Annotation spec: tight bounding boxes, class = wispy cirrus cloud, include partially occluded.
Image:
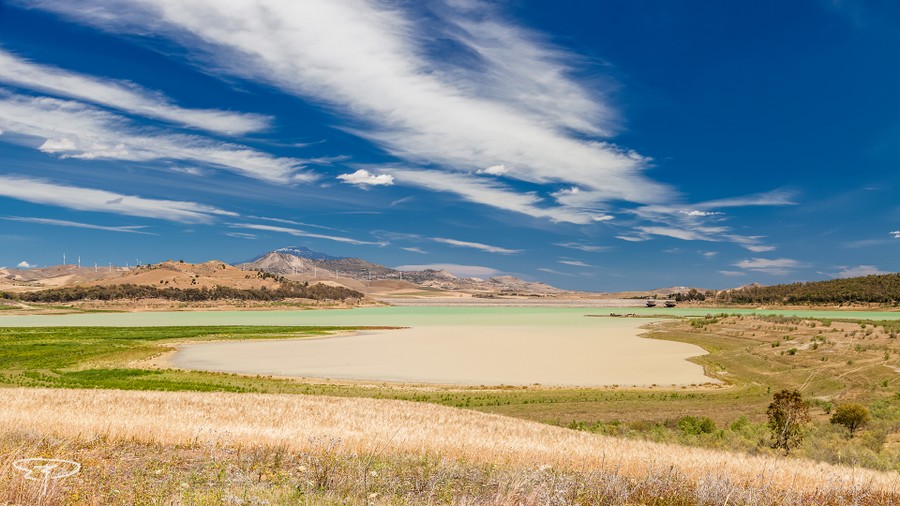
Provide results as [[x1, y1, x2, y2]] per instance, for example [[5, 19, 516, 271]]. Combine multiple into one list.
[[385, 169, 607, 224], [537, 267, 575, 277], [21, 0, 671, 217], [555, 242, 610, 252], [558, 259, 591, 267], [394, 263, 499, 278], [432, 237, 520, 254], [733, 258, 806, 276], [2, 216, 155, 234], [622, 190, 794, 251], [0, 175, 234, 223], [828, 265, 886, 278], [0, 92, 314, 183], [229, 223, 385, 246], [0, 49, 270, 135]]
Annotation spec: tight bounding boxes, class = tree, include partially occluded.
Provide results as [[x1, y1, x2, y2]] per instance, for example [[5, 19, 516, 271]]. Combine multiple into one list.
[[830, 403, 871, 437], [767, 389, 810, 453]]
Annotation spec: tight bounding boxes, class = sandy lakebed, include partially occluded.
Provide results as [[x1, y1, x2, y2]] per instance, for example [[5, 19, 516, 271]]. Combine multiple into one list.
[[165, 317, 713, 386]]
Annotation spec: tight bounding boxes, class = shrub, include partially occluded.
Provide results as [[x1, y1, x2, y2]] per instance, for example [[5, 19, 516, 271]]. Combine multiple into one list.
[[677, 416, 716, 435], [830, 404, 871, 437]]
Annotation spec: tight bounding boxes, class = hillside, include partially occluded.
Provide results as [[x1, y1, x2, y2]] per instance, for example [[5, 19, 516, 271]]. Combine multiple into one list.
[[719, 273, 900, 305], [1, 260, 364, 304], [1, 388, 897, 504]]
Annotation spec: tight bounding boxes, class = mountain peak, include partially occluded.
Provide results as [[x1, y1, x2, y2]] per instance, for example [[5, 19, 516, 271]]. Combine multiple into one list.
[[274, 246, 342, 261]]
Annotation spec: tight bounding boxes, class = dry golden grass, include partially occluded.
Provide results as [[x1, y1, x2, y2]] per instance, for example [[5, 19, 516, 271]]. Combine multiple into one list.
[[0, 387, 897, 504]]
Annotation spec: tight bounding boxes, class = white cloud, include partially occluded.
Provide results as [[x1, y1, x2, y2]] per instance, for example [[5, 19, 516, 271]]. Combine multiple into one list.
[[733, 258, 806, 276], [386, 169, 606, 224], [555, 242, 610, 252], [537, 267, 574, 277], [17, 261, 33, 269], [395, 263, 499, 277], [682, 210, 723, 217], [337, 169, 394, 186], [695, 190, 796, 210], [891, 230, 900, 239], [718, 270, 746, 277], [0, 92, 313, 183], [701, 251, 718, 258], [225, 232, 258, 240], [0, 49, 269, 135], [636, 225, 728, 242], [831, 265, 886, 278], [616, 235, 651, 242], [230, 223, 385, 246], [558, 259, 591, 267], [2, 216, 155, 234], [400, 247, 427, 254], [25, 0, 673, 213], [0, 175, 234, 223], [476, 164, 509, 176], [743, 244, 777, 252], [432, 237, 520, 254]]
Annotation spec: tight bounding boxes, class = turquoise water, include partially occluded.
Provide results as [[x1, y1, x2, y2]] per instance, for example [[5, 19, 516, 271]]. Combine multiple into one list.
[[0, 306, 898, 327]]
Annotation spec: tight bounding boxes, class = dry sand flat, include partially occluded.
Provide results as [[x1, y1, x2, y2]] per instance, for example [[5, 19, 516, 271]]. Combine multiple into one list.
[[169, 319, 714, 386], [0, 388, 896, 499]]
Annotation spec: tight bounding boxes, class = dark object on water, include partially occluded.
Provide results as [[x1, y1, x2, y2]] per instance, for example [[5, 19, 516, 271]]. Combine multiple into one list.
[[665, 301, 676, 307]]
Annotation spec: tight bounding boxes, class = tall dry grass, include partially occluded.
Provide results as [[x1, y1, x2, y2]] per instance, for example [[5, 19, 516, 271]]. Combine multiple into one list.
[[0, 387, 897, 504]]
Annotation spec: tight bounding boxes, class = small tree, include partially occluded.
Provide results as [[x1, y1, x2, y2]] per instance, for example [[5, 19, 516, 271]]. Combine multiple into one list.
[[767, 389, 810, 453], [830, 403, 871, 437]]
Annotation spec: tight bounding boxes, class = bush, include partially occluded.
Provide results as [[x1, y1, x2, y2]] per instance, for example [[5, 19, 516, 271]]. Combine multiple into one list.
[[830, 404, 871, 437], [677, 416, 716, 435]]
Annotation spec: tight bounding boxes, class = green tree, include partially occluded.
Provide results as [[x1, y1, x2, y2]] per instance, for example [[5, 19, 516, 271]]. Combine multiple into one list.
[[830, 403, 871, 437], [767, 389, 810, 453]]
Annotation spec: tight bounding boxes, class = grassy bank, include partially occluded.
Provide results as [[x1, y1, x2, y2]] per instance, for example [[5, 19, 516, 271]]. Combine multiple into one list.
[[2, 389, 898, 506]]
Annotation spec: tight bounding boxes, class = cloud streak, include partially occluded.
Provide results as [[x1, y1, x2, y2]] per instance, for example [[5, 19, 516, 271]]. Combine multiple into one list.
[[0, 92, 313, 183], [432, 237, 520, 254], [229, 223, 385, 246], [0, 175, 234, 223], [0, 49, 269, 135], [2, 216, 155, 234], [733, 258, 806, 276]]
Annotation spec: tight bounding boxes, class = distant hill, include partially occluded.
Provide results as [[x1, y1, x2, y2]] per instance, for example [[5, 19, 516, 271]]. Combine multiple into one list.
[[2, 259, 363, 303], [719, 273, 900, 305], [239, 247, 567, 296]]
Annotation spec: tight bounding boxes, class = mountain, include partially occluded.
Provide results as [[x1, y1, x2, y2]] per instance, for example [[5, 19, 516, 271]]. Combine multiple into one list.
[[244, 246, 341, 263], [239, 247, 569, 296]]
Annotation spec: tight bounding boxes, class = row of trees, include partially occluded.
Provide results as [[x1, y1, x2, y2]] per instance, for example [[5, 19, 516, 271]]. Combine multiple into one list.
[[1, 282, 363, 303], [721, 273, 900, 305]]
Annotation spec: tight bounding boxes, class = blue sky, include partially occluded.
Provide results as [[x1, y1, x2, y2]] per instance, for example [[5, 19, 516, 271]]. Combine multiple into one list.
[[0, 0, 898, 291]]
